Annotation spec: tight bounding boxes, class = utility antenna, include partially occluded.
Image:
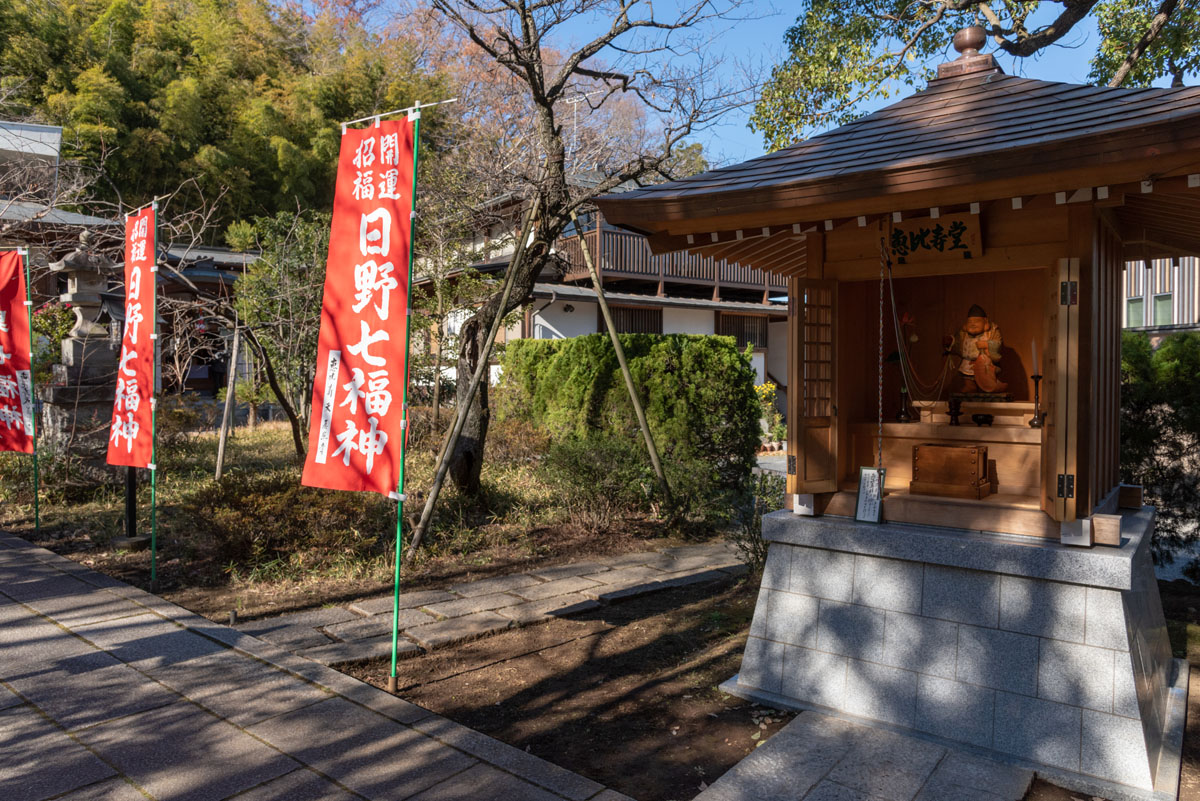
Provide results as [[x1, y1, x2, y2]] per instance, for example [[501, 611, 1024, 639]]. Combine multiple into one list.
[[564, 90, 603, 167]]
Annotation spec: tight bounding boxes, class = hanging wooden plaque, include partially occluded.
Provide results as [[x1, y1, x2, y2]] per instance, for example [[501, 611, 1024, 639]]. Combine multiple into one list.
[[888, 213, 982, 264]]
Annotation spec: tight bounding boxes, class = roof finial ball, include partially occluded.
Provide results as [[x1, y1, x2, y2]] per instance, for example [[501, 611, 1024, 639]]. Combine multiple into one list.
[[938, 25, 1001, 78], [952, 26, 987, 59]]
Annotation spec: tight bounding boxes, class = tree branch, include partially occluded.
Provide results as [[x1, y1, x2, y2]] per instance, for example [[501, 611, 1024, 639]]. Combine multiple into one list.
[[1107, 0, 1182, 86]]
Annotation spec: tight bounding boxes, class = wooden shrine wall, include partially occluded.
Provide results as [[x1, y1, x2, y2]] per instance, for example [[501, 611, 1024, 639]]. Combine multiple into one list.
[[1074, 207, 1125, 517], [786, 199, 1126, 525]]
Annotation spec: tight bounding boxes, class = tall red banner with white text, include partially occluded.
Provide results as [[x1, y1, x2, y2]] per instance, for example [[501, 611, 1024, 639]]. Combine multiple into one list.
[[302, 120, 414, 497], [107, 206, 156, 467], [0, 251, 34, 453]]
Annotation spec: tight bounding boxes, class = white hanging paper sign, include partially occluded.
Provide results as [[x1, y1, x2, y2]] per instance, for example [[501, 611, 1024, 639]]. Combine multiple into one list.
[[856, 467, 886, 523]]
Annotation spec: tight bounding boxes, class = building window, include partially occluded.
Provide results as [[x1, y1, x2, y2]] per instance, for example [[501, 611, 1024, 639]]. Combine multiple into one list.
[[1126, 298, 1144, 328], [719, 313, 768, 349], [609, 306, 662, 334], [1153, 293, 1173, 327]]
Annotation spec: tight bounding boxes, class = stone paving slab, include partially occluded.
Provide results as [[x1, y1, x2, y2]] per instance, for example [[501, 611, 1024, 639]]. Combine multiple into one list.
[[75, 613, 230, 669], [6, 654, 180, 730], [349, 589, 457, 616], [529, 561, 614, 581], [299, 634, 422, 666], [693, 710, 1034, 801], [149, 650, 333, 726], [63, 777, 157, 801], [322, 608, 434, 640], [407, 762, 564, 801], [450, 573, 544, 597], [408, 610, 514, 649], [424, 591, 524, 619], [247, 697, 476, 800], [76, 701, 299, 801], [0, 704, 116, 801], [414, 714, 606, 801], [219, 767, 362, 801], [513, 575, 604, 601], [585, 580, 671, 604], [500, 593, 602, 626]]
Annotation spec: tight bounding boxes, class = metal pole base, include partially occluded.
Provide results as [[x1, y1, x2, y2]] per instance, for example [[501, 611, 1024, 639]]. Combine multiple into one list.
[[387, 676, 398, 694], [149, 579, 160, 594]]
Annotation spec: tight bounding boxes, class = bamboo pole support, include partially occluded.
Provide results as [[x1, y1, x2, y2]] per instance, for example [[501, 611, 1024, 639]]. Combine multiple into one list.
[[568, 209, 672, 508], [402, 199, 539, 563], [214, 324, 240, 480]]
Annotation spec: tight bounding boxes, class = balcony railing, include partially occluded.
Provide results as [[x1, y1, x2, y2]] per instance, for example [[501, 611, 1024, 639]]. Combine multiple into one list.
[[558, 228, 788, 291]]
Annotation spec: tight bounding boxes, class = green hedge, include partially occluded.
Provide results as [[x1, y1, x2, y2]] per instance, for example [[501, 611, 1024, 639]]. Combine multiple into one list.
[[498, 333, 761, 512]]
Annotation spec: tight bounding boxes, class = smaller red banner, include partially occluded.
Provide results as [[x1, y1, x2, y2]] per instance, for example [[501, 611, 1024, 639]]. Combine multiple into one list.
[[107, 206, 157, 468], [0, 250, 34, 454]]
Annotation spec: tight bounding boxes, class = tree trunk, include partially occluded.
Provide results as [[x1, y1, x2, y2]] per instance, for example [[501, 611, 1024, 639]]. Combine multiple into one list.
[[244, 330, 306, 459], [448, 317, 489, 494], [1108, 0, 1180, 87]]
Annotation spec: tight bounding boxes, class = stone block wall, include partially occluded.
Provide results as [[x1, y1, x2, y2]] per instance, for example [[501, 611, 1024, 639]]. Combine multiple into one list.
[[738, 539, 1174, 790]]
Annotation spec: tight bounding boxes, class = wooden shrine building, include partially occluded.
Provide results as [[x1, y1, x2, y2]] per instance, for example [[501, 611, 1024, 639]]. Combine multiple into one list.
[[596, 28, 1198, 799]]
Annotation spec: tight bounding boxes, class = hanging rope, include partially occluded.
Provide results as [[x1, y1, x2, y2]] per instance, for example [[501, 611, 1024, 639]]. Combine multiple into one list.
[[877, 238, 953, 409]]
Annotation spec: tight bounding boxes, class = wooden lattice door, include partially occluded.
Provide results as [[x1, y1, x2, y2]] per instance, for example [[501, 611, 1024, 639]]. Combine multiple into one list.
[[788, 278, 838, 494]]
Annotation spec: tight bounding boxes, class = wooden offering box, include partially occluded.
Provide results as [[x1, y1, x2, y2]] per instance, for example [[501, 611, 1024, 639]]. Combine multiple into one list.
[[910, 443, 990, 499]]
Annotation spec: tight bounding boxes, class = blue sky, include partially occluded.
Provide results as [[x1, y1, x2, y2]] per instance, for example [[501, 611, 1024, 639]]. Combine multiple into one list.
[[691, 5, 1106, 165]]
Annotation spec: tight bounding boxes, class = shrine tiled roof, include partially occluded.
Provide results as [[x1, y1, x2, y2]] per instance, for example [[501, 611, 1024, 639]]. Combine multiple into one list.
[[596, 71, 1200, 239]]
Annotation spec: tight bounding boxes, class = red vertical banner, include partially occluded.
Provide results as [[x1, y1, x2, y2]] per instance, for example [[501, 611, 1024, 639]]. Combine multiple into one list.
[[302, 120, 414, 497], [0, 250, 34, 454], [107, 206, 157, 467]]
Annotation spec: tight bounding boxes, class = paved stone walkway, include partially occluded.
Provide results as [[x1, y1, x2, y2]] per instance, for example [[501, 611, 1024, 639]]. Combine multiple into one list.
[[0, 532, 635, 801], [695, 710, 1034, 801], [236, 542, 748, 666]]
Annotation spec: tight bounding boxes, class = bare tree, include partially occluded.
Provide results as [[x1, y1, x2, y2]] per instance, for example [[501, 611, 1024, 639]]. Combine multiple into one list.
[[412, 0, 753, 496], [158, 298, 222, 396]]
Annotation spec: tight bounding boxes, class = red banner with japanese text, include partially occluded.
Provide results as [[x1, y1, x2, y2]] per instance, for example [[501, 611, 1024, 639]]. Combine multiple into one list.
[[302, 119, 414, 496], [0, 250, 34, 453], [107, 206, 156, 467]]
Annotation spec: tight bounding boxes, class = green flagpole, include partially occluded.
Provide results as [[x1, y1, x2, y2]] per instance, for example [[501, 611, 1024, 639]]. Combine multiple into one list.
[[21, 249, 39, 536], [388, 106, 422, 695], [149, 201, 159, 593]]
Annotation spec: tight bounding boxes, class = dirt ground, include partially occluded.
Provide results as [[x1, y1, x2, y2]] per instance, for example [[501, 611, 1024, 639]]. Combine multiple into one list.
[[348, 579, 795, 801]]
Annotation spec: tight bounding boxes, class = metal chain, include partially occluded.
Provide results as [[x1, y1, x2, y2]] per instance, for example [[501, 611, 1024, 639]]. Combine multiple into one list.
[[878, 237, 885, 470]]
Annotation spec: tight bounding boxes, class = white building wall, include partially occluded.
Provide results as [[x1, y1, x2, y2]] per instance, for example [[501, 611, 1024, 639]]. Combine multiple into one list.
[[767, 321, 787, 386], [749, 352, 766, 385], [531, 300, 597, 339], [662, 307, 714, 335]]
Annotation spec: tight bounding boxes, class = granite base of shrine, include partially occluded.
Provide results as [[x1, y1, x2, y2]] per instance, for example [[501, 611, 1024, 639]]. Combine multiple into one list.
[[724, 507, 1188, 800]]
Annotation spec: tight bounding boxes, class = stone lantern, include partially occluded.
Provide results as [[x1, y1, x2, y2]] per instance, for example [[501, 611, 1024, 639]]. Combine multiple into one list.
[[39, 231, 120, 472]]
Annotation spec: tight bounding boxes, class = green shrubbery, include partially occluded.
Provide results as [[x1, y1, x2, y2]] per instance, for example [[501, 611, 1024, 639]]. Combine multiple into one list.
[[498, 333, 761, 527], [1121, 331, 1200, 569]]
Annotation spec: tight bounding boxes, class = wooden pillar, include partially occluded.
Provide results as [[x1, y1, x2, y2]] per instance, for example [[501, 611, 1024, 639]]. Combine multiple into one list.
[[1067, 205, 1094, 519]]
